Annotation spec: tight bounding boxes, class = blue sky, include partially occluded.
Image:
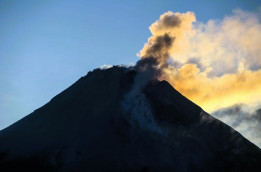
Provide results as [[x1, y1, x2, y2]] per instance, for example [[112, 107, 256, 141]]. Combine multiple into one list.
[[0, 0, 260, 130]]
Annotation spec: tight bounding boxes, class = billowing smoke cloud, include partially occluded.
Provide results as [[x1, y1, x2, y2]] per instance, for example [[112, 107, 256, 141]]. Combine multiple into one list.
[[123, 9, 261, 141], [128, 9, 261, 147], [212, 105, 261, 148], [122, 12, 195, 133], [137, 11, 195, 76], [135, 9, 261, 113], [131, 11, 196, 96]]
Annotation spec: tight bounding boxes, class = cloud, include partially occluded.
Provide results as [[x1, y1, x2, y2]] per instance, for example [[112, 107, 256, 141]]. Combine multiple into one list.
[[164, 65, 261, 112], [99, 64, 113, 70], [139, 11, 195, 65], [123, 9, 261, 145], [133, 11, 196, 90], [183, 9, 261, 76], [122, 12, 196, 129], [212, 104, 261, 148], [137, 9, 261, 112]]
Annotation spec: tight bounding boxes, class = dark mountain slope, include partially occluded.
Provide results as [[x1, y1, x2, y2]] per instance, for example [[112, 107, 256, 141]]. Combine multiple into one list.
[[0, 66, 261, 171]]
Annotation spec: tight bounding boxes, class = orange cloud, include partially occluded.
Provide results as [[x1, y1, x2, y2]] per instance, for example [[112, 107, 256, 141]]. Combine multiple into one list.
[[139, 9, 261, 113], [163, 65, 261, 112]]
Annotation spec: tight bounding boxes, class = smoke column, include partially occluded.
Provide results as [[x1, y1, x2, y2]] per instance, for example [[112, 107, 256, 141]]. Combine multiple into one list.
[[135, 9, 261, 113], [126, 9, 261, 147]]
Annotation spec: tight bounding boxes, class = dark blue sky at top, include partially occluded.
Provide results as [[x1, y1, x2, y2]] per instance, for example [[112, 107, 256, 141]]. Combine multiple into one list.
[[0, 0, 260, 130]]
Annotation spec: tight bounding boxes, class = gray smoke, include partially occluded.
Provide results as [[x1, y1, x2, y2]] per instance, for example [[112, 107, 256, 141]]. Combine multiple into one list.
[[122, 12, 193, 134], [135, 33, 174, 78], [160, 13, 181, 28], [212, 104, 261, 148]]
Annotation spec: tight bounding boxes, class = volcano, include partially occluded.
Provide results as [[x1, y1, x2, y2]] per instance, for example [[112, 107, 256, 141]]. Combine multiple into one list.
[[0, 66, 261, 171]]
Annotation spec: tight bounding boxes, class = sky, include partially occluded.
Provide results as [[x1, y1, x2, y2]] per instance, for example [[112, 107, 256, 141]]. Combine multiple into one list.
[[0, 0, 261, 138]]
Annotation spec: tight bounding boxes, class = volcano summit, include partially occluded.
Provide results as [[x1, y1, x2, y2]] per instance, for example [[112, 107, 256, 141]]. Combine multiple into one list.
[[0, 66, 261, 171]]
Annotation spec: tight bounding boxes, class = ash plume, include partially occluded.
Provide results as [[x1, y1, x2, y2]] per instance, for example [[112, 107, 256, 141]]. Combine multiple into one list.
[[123, 9, 261, 144], [122, 12, 195, 131], [133, 9, 261, 113], [135, 33, 174, 78], [134, 11, 195, 81]]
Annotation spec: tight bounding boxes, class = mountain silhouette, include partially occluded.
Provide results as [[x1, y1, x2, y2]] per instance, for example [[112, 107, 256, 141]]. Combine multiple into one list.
[[0, 66, 261, 171]]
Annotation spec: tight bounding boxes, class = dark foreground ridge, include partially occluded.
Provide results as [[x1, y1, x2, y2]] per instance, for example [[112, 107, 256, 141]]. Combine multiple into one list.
[[0, 66, 261, 171]]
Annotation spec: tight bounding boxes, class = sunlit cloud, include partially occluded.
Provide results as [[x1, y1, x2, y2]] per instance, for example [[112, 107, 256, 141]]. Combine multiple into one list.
[[139, 9, 261, 113]]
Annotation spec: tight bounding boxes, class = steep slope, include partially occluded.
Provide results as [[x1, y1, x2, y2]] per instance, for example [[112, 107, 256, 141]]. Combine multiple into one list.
[[0, 66, 261, 171]]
